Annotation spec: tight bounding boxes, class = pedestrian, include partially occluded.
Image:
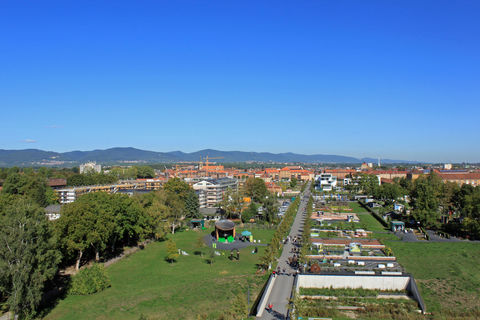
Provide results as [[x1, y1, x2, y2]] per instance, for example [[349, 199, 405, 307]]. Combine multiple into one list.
[[272, 270, 276, 278]]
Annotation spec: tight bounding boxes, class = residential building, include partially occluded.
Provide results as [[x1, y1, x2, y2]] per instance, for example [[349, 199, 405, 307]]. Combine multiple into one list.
[[436, 171, 480, 186], [193, 178, 238, 208], [80, 162, 102, 174], [316, 173, 337, 191], [56, 178, 165, 204]]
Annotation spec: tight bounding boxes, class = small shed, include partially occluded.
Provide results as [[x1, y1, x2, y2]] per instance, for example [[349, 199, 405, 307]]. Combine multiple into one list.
[[390, 221, 405, 232], [190, 219, 205, 229], [215, 219, 236, 241]]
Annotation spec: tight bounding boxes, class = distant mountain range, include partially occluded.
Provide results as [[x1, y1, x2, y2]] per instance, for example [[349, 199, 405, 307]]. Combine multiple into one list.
[[0, 148, 418, 166]]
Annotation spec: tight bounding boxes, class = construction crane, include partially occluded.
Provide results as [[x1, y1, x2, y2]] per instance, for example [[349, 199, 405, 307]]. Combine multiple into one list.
[[200, 156, 224, 169]]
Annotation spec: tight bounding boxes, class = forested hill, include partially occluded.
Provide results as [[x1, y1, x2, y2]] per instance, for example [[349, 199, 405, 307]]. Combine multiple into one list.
[[0, 148, 415, 166]]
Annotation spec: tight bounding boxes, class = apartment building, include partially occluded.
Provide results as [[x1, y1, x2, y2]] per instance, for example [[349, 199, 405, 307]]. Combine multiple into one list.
[[316, 173, 337, 191], [79, 162, 102, 174], [193, 178, 238, 208], [56, 179, 165, 204]]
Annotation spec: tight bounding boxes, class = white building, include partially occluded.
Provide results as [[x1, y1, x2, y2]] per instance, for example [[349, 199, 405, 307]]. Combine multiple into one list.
[[316, 173, 337, 192], [80, 162, 102, 174], [57, 188, 77, 203], [193, 178, 238, 208]]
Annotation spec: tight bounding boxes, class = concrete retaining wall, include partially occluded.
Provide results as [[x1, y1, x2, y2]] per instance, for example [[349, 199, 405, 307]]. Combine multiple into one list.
[[256, 274, 276, 317], [297, 274, 410, 291], [295, 273, 426, 313]]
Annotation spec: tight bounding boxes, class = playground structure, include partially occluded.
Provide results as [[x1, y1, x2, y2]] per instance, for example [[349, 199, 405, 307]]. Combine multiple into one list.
[[215, 219, 236, 242]]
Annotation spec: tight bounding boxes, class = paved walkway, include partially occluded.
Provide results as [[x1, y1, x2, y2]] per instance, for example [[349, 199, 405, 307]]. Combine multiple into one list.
[[258, 182, 311, 320], [203, 233, 267, 250]]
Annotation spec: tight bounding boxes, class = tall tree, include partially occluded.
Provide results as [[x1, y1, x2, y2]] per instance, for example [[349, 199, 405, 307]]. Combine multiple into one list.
[[55, 193, 115, 269], [242, 202, 257, 223], [219, 188, 244, 219], [135, 191, 171, 240], [261, 195, 278, 223], [136, 166, 155, 179], [164, 177, 199, 218], [2, 172, 50, 207], [109, 194, 145, 251], [410, 173, 443, 228], [244, 178, 268, 202], [0, 198, 61, 319]]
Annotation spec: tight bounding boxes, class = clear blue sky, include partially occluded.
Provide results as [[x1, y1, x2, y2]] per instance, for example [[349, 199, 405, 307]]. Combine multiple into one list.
[[1, 1, 479, 162]]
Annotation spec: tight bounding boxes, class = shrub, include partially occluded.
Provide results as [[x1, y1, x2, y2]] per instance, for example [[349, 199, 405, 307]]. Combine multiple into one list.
[[165, 238, 179, 263], [70, 264, 111, 295]]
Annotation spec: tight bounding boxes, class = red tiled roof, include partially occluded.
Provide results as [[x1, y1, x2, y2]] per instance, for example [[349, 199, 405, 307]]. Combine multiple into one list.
[[48, 178, 67, 187], [437, 173, 480, 180]]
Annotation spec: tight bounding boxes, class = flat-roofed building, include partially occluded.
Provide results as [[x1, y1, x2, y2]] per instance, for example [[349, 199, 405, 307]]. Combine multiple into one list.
[[193, 178, 238, 208]]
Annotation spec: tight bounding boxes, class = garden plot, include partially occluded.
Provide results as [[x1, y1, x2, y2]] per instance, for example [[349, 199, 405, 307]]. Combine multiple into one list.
[[293, 274, 425, 319]]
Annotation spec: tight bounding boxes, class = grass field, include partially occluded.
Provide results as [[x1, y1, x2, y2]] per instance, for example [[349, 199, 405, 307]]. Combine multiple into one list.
[[357, 212, 386, 232], [348, 202, 369, 213], [386, 241, 480, 319], [44, 228, 273, 320]]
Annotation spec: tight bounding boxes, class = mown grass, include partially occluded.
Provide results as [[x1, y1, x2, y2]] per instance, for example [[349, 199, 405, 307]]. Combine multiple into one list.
[[387, 241, 480, 319], [44, 228, 273, 320], [348, 202, 369, 213], [357, 212, 387, 232]]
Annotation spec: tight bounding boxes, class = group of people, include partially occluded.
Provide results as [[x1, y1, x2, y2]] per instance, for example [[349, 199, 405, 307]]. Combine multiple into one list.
[[267, 194, 309, 314], [285, 235, 300, 244]]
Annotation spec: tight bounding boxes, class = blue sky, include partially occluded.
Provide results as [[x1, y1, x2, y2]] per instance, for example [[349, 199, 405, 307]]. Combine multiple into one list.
[[1, 1, 479, 162]]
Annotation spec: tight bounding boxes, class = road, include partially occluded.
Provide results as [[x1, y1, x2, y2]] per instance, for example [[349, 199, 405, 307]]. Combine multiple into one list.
[[258, 182, 311, 320]]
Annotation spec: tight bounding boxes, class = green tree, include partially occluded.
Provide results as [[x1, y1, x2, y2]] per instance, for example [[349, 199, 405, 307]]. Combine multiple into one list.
[[109, 194, 146, 251], [165, 238, 179, 263], [136, 166, 155, 179], [375, 182, 405, 205], [261, 195, 278, 223], [55, 193, 115, 269], [164, 177, 199, 219], [219, 188, 244, 219], [410, 173, 443, 228], [290, 177, 298, 188], [70, 263, 111, 295], [0, 198, 61, 319], [242, 202, 257, 223], [184, 190, 200, 218], [244, 178, 268, 202], [357, 173, 379, 196], [2, 172, 50, 207], [135, 191, 171, 240]]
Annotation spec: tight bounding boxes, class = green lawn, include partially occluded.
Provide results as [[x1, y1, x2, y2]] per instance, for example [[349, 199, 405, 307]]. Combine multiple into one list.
[[386, 241, 480, 319], [44, 228, 273, 320], [357, 212, 387, 232], [348, 202, 369, 213]]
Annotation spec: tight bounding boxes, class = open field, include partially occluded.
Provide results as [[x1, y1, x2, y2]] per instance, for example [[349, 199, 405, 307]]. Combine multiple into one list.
[[387, 241, 480, 319], [44, 228, 274, 320], [348, 202, 369, 213], [357, 212, 387, 232]]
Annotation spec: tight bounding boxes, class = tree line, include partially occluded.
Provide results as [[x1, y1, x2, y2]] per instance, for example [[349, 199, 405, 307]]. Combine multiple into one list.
[[0, 177, 199, 318], [259, 197, 301, 269]]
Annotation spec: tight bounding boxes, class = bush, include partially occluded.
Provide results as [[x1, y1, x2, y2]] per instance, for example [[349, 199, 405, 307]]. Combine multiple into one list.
[[70, 264, 111, 295]]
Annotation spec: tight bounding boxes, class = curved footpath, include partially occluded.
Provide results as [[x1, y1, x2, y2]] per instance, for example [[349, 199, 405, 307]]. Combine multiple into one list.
[[258, 182, 311, 320]]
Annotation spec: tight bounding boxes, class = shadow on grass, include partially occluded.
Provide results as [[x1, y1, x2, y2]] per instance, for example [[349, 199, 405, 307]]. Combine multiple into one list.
[[37, 273, 72, 318]]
